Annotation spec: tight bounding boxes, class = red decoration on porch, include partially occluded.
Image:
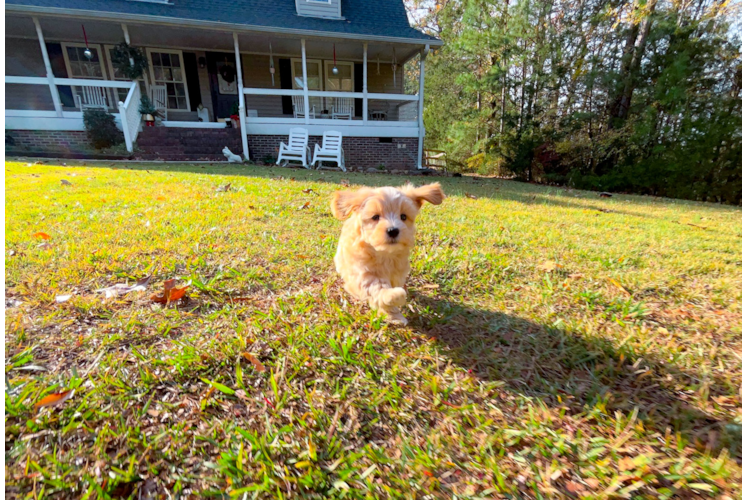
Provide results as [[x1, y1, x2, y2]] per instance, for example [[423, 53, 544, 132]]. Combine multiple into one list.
[[81, 25, 93, 60]]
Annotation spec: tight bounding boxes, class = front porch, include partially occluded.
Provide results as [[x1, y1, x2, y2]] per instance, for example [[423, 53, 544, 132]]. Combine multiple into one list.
[[5, 14, 430, 167]]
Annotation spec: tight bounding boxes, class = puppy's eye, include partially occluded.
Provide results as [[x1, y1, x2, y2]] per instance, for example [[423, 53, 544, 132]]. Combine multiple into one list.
[[400, 214, 407, 221], [372, 215, 380, 221]]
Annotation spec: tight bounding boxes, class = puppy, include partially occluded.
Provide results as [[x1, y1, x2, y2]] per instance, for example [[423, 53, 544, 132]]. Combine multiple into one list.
[[331, 182, 445, 325], [223, 146, 243, 163]]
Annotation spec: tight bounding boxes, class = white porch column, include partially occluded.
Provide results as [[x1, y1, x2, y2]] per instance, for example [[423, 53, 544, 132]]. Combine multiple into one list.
[[301, 39, 310, 125], [363, 43, 368, 124], [33, 17, 63, 117], [234, 32, 250, 161], [417, 44, 429, 169], [121, 23, 131, 44]]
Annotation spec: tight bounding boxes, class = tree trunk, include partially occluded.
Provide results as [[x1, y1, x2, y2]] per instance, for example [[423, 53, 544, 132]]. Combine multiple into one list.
[[617, 0, 657, 121]]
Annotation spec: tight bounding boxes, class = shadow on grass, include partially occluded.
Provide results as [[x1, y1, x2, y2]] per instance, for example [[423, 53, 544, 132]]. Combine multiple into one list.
[[27, 159, 738, 216], [408, 292, 741, 458]]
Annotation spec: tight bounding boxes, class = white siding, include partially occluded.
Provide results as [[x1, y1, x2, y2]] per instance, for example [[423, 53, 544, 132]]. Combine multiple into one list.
[[242, 54, 286, 118]]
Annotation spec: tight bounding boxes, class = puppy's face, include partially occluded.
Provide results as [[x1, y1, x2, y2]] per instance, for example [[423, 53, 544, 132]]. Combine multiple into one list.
[[332, 183, 445, 253]]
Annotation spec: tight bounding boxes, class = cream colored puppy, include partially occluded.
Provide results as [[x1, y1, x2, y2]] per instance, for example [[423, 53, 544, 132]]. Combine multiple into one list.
[[331, 182, 445, 325]]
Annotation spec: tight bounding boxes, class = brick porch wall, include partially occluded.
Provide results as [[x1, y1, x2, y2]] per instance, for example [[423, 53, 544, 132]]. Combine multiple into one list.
[[7, 130, 91, 153], [248, 135, 419, 170], [135, 127, 243, 161]]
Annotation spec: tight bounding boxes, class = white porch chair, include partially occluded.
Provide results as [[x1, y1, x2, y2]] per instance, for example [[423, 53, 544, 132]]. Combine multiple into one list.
[[292, 95, 316, 119], [312, 131, 346, 172], [150, 85, 168, 121], [276, 127, 311, 168], [331, 98, 353, 120], [75, 85, 110, 110]]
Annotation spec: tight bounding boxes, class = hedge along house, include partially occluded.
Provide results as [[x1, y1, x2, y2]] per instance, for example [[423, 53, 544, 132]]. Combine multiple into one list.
[[5, 0, 441, 168]]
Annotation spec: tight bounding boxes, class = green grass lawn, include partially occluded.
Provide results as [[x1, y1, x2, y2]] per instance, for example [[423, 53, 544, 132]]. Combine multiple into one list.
[[5, 160, 742, 499]]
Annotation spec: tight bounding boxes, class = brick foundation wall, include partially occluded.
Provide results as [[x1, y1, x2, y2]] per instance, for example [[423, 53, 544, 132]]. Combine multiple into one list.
[[7, 130, 91, 153], [248, 135, 419, 171], [136, 127, 244, 161]]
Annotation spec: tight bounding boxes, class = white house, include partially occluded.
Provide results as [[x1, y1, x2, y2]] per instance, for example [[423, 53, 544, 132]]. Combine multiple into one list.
[[5, 0, 441, 168]]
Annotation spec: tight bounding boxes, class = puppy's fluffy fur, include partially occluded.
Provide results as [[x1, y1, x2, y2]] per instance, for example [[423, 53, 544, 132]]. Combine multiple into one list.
[[331, 182, 445, 325]]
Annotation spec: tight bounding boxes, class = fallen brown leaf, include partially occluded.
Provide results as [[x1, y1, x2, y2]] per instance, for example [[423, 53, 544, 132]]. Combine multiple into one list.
[[35, 389, 75, 409], [32, 232, 51, 240], [564, 481, 587, 496], [465, 193, 478, 199], [60, 179, 72, 186], [150, 279, 189, 304], [299, 201, 311, 210], [608, 277, 631, 296], [242, 353, 266, 372], [540, 260, 562, 272]]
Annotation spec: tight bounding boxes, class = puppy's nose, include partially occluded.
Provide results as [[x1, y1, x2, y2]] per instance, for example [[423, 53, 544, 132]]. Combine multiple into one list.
[[387, 227, 400, 238]]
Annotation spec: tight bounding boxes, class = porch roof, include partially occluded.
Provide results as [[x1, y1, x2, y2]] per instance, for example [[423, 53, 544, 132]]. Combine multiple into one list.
[[6, 0, 441, 45]]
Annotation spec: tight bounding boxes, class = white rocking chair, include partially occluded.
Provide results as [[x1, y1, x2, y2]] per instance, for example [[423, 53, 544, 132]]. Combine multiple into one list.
[[312, 130, 346, 172], [331, 98, 353, 120], [150, 85, 168, 121], [292, 95, 315, 119], [276, 127, 311, 168], [75, 85, 110, 110]]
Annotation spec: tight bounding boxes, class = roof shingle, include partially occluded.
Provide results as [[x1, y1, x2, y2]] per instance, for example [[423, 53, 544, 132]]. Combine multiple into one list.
[[7, 0, 439, 43]]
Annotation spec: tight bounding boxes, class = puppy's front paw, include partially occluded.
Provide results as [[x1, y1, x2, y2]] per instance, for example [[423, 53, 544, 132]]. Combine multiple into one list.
[[386, 310, 408, 326], [382, 287, 407, 307]]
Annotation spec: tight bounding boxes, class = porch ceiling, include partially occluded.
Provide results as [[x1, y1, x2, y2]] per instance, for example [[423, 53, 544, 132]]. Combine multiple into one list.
[[6, 15, 425, 63]]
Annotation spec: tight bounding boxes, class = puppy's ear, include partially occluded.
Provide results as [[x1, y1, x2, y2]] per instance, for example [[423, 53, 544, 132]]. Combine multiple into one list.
[[401, 182, 446, 208], [331, 188, 373, 220]]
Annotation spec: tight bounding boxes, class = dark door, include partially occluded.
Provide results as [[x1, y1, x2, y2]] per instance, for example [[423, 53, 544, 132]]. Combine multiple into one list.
[[206, 52, 240, 119], [183, 52, 202, 111]]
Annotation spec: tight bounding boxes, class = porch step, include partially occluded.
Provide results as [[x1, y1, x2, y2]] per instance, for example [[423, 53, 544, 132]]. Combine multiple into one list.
[[135, 126, 244, 160]]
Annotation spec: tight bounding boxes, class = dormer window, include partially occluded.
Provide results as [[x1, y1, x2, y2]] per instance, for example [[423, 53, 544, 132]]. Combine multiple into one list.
[[295, 0, 342, 19]]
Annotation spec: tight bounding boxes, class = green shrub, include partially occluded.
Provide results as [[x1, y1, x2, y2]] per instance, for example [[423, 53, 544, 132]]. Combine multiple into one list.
[[138, 95, 159, 117], [83, 109, 122, 150]]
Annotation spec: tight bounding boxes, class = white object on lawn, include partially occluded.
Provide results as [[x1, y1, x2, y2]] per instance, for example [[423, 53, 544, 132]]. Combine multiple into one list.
[[312, 130, 346, 172], [276, 127, 311, 168], [223, 147, 243, 163]]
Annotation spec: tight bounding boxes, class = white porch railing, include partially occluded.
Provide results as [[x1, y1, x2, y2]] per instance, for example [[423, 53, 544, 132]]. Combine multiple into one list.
[[241, 88, 420, 137], [118, 82, 141, 153], [6, 76, 141, 152]]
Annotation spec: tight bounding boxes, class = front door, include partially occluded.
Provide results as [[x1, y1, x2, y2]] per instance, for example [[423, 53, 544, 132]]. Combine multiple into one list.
[[206, 52, 240, 120]]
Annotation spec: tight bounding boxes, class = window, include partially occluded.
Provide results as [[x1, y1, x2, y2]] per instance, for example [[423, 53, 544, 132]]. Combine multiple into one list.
[[324, 61, 354, 91], [291, 58, 323, 90], [105, 45, 147, 104], [147, 49, 190, 110], [62, 43, 106, 79]]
